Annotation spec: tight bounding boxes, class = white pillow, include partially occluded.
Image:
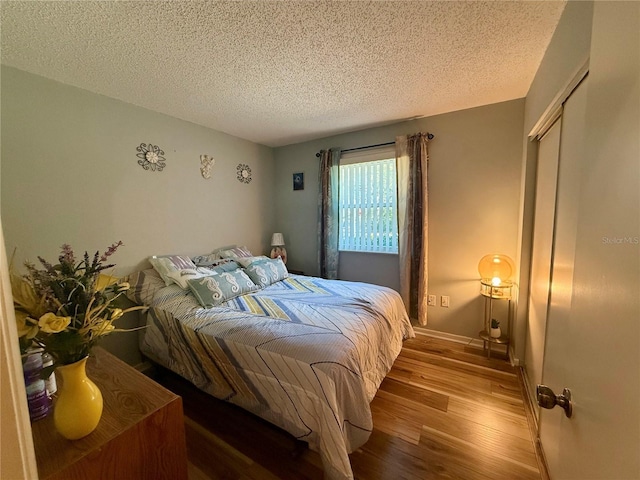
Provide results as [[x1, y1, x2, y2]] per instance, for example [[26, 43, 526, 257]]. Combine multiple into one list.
[[149, 255, 198, 286], [165, 268, 210, 290]]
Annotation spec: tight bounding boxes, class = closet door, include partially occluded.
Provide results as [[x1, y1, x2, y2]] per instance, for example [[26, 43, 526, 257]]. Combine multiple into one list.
[[537, 75, 588, 477], [525, 5, 638, 477], [524, 118, 561, 406]]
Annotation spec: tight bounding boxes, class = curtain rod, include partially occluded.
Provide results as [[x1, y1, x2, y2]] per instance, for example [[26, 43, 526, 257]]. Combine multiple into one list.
[[315, 132, 434, 157]]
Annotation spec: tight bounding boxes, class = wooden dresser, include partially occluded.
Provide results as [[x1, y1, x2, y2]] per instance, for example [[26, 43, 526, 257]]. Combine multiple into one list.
[[31, 347, 188, 480]]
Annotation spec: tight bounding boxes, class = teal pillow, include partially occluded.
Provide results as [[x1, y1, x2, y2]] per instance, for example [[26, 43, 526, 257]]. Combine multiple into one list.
[[243, 258, 288, 288], [187, 269, 259, 308], [210, 260, 240, 273], [236, 255, 269, 268]]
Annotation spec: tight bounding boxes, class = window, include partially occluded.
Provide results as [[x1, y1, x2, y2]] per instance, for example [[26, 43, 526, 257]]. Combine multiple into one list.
[[338, 147, 398, 253]]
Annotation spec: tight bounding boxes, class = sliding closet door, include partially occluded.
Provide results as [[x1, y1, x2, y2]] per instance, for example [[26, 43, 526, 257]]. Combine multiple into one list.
[[537, 76, 588, 476], [524, 119, 561, 405]]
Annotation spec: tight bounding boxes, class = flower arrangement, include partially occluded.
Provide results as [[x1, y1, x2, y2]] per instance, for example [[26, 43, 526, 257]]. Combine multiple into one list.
[[12, 242, 144, 366]]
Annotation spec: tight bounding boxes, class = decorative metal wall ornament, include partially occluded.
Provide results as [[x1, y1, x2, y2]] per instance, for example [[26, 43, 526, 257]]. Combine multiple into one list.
[[236, 164, 252, 184], [136, 143, 166, 171], [200, 155, 215, 179]]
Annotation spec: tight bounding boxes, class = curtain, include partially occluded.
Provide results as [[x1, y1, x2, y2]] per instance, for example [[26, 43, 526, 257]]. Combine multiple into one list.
[[318, 148, 341, 279], [396, 134, 430, 325]]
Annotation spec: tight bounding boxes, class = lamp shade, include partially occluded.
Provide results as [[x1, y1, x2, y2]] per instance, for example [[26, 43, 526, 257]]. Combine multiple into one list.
[[478, 254, 515, 286], [271, 233, 285, 246]]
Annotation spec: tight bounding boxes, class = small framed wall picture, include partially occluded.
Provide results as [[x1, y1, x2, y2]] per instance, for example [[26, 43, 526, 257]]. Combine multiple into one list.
[[293, 172, 304, 191]]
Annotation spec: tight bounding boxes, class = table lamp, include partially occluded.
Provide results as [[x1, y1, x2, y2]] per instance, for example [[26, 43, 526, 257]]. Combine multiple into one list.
[[270, 233, 287, 264], [478, 254, 514, 297]]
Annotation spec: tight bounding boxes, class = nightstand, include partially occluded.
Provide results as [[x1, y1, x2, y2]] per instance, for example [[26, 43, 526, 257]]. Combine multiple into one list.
[[31, 347, 188, 480], [479, 280, 512, 360], [288, 269, 304, 275]]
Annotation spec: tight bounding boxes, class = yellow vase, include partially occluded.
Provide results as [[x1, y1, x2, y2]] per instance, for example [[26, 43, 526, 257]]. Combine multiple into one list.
[[53, 356, 103, 440]]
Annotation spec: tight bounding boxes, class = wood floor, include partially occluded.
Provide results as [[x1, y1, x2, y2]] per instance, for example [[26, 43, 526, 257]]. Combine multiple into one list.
[[152, 329, 542, 480]]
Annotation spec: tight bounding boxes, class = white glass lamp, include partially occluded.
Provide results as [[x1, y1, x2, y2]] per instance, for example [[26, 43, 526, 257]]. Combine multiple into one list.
[[270, 233, 287, 264]]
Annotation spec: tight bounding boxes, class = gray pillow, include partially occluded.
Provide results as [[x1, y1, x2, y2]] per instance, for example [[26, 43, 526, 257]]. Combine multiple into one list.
[[123, 268, 166, 306]]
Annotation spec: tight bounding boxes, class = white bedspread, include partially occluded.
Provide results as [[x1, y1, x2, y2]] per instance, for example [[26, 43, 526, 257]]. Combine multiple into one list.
[[139, 275, 414, 479]]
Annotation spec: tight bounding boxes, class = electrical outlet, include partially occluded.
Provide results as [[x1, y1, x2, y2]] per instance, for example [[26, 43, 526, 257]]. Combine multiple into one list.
[[441, 295, 450, 308], [428, 295, 436, 306]]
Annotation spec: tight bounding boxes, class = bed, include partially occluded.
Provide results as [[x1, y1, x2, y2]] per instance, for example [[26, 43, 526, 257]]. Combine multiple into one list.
[[126, 251, 414, 480]]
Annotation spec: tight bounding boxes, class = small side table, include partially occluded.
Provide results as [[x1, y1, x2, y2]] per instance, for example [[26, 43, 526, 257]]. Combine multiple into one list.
[[31, 347, 188, 480], [479, 280, 512, 359]]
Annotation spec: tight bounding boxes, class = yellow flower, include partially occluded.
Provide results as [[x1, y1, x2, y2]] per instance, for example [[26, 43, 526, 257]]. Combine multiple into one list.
[[93, 320, 115, 336], [110, 308, 124, 321], [10, 272, 47, 318], [38, 312, 71, 334], [115, 282, 130, 293], [15, 311, 38, 339], [96, 273, 118, 291]]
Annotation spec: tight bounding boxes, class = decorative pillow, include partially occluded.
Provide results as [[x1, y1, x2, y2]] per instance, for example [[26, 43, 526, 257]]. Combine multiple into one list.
[[149, 255, 198, 286], [189, 265, 238, 277], [211, 244, 237, 254], [243, 257, 289, 288], [191, 252, 222, 266], [187, 269, 259, 308], [217, 246, 253, 259], [235, 255, 269, 268], [192, 255, 238, 273], [123, 268, 167, 306], [165, 268, 210, 290], [208, 260, 240, 274]]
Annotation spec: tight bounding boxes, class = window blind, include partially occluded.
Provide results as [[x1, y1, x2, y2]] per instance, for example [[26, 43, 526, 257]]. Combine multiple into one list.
[[338, 157, 398, 253]]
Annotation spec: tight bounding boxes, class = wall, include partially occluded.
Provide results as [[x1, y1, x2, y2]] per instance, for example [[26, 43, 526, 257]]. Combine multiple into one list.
[[1, 66, 275, 364], [513, 0, 594, 362], [523, 1, 594, 132], [274, 99, 525, 339]]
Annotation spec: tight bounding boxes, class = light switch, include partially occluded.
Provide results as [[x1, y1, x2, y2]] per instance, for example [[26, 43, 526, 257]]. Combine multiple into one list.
[[441, 295, 450, 308], [428, 295, 436, 306]]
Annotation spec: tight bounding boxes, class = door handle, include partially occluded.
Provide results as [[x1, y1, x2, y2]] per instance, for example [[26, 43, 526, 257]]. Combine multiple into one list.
[[536, 385, 573, 418]]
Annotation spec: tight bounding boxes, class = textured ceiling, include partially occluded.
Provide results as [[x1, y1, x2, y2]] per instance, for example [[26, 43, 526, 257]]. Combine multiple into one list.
[[1, 1, 566, 147]]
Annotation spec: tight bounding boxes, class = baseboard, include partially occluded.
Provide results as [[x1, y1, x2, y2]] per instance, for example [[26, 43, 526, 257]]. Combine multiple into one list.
[[520, 366, 539, 425], [509, 345, 521, 366], [414, 326, 481, 347], [518, 366, 551, 480], [414, 326, 525, 366], [415, 326, 507, 351]]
